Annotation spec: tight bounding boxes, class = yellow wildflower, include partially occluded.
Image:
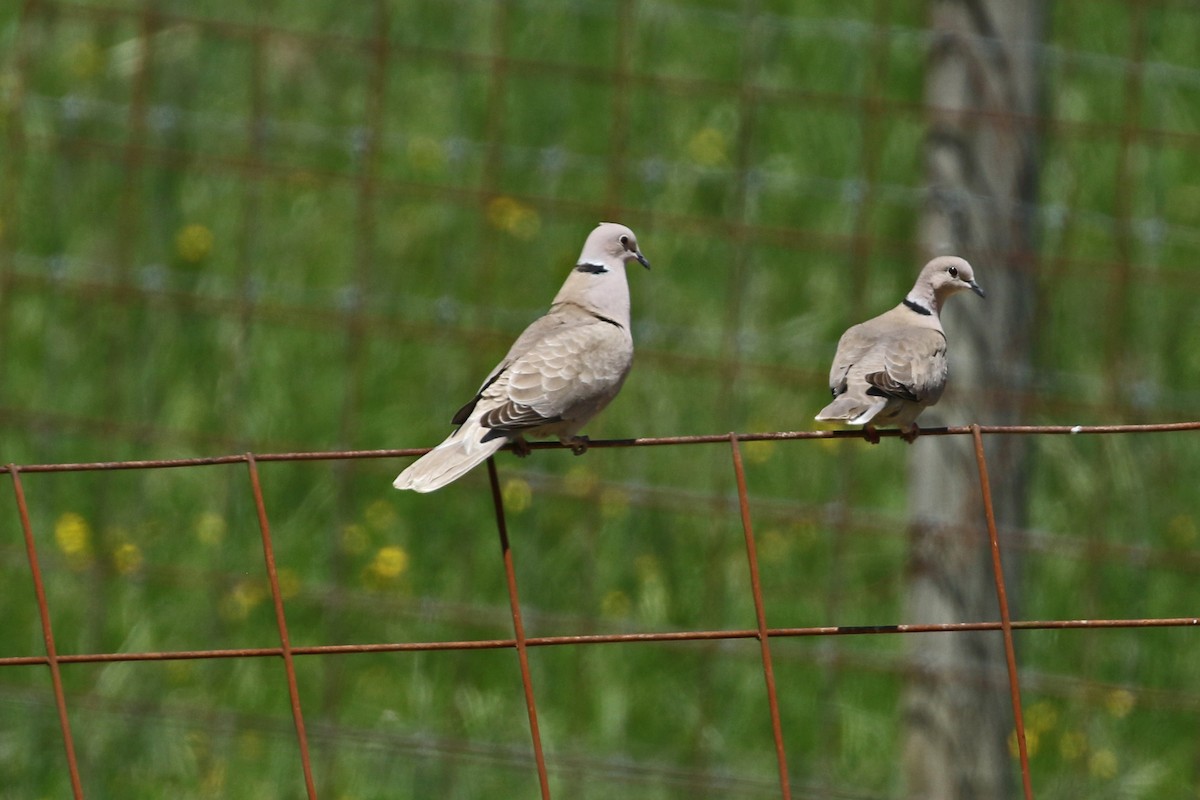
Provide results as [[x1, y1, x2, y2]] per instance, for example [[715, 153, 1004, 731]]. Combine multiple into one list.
[[220, 579, 266, 621], [634, 554, 660, 582], [742, 439, 775, 465], [1104, 688, 1135, 718], [1008, 727, 1038, 758], [564, 465, 599, 498], [195, 512, 227, 546], [1088, 748, 1117, 780], [1025, 700, 1059, 733], [599, 486, 630, 520], [486, 196, 540, 239], [54, 512, 94, 569], [757, 529, 789, 564], [686, 127, 729, 167], [815, 425, 845, 452], [65, 39, 104, 80], [175, 223, 214, 263], [407, 135, 444, 172], [364, 499, 398, 531], [368, 545, 409, 581], [112, 542, 143, 575], [340, 523, 368, 554], [1059, 730, 1087, 761], [55, 512, 91, 554], [502, 477, 532, 513], [201, 762, 227, 794], [600, 589, 631, 619]]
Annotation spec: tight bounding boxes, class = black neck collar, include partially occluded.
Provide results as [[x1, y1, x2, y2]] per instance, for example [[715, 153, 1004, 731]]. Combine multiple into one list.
[[903, 298, 932, 316]]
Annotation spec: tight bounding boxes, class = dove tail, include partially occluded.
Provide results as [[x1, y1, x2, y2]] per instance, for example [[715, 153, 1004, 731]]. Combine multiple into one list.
[[393, 421, 508, 493], [815, 396, 886, 426]]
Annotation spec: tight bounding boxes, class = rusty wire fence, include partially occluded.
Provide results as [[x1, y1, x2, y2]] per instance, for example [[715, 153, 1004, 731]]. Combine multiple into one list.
[[4, 422, 1200, 799], [4, 0, 1200, 797]]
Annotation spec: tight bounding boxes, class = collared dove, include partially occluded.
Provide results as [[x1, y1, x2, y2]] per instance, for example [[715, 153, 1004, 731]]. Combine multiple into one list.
[[815, 256, 984, 443], [393, 222, 650, 492]]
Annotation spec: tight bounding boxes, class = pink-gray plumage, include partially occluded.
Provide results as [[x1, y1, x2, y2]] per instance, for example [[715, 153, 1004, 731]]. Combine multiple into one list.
[[816, 256, 984, 443], [394, 223, 650, 492]]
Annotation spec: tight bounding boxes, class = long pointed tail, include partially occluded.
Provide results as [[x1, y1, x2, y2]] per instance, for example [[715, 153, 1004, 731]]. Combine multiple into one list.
[[815, 395, 887, 426], [393, 421, 507, 493]]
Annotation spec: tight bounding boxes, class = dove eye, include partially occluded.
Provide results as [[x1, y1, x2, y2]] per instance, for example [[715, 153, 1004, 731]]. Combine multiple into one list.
[[619, 235, 630, 249], [948, 265, 959, 278]]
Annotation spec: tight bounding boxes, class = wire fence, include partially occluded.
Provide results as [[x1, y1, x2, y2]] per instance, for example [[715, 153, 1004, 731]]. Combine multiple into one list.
[[4, 0, 1200, 797], [5, 422, 1199, 799]]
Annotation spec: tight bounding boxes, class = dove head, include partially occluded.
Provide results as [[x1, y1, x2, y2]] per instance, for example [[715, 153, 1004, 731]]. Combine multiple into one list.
[[908, 256, 984, 315], [579, 222, 651, 271], [552, 223, 649, 326]]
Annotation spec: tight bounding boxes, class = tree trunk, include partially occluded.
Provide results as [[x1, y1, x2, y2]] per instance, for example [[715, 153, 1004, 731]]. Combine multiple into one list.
[[903, 3, 1044, 799]]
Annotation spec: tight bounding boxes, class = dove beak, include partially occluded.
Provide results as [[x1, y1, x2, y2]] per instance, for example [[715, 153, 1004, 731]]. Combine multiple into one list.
[[635, 251, 651, 270], [969, 280, 985, 298]]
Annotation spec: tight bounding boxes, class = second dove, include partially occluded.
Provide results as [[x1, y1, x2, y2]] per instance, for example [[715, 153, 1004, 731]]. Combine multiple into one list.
[[815, 256, 985, 443]]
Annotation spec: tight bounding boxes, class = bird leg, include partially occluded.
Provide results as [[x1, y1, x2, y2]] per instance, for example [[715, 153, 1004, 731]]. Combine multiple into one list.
[[900, 424, 921, 444], [862, 424, 881, 445], [510, 436, 532, 458], [562, 435, 590, 456]]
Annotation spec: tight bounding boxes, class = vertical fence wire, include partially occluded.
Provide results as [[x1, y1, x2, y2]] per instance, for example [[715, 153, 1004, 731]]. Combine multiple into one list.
[[8, 466, 85, 800], [246, 454, 319, 800], [728, 436, 792, 800], [487, 456, 552, 800], [969, 426, 1033, 799]]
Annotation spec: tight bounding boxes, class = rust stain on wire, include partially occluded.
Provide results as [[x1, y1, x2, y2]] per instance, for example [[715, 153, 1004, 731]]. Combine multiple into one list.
[[971, 425, 1035, 800], [487, 457, 552, 800], [730, 435, 792, 800], [9, 466, 86, 799], [247, 454, 319, 800]]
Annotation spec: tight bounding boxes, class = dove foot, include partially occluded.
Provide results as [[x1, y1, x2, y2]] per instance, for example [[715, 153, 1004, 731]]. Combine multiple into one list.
[[510, 437, 532, 458], [563, 435, 590, 456], [900, 424, 921, 444], [863, 425, 881, 445]]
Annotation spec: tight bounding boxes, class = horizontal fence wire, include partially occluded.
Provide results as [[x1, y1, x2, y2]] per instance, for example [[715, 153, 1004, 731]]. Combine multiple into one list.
[[5, 421, 1200, 799], [6, 421, 1200, 473]]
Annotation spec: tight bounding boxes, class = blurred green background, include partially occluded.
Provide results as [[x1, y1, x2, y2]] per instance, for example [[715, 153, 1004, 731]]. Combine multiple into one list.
[[2, 1, 1199, 798]]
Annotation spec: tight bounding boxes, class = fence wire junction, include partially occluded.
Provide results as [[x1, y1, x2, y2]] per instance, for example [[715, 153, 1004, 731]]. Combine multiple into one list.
[[4, 421, 1199, 800]]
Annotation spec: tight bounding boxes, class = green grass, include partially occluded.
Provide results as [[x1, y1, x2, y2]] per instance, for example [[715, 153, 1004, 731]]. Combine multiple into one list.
[[2, 1, 1200, 798]]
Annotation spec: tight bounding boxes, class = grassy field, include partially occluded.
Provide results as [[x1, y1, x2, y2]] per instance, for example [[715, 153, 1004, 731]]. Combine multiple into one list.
[[2, 1, 1200, 798]]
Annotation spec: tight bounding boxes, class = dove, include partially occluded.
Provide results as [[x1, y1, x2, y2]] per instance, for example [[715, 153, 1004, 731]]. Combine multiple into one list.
[[815, 256, 984, 443], [393, 222, 650, 492]]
